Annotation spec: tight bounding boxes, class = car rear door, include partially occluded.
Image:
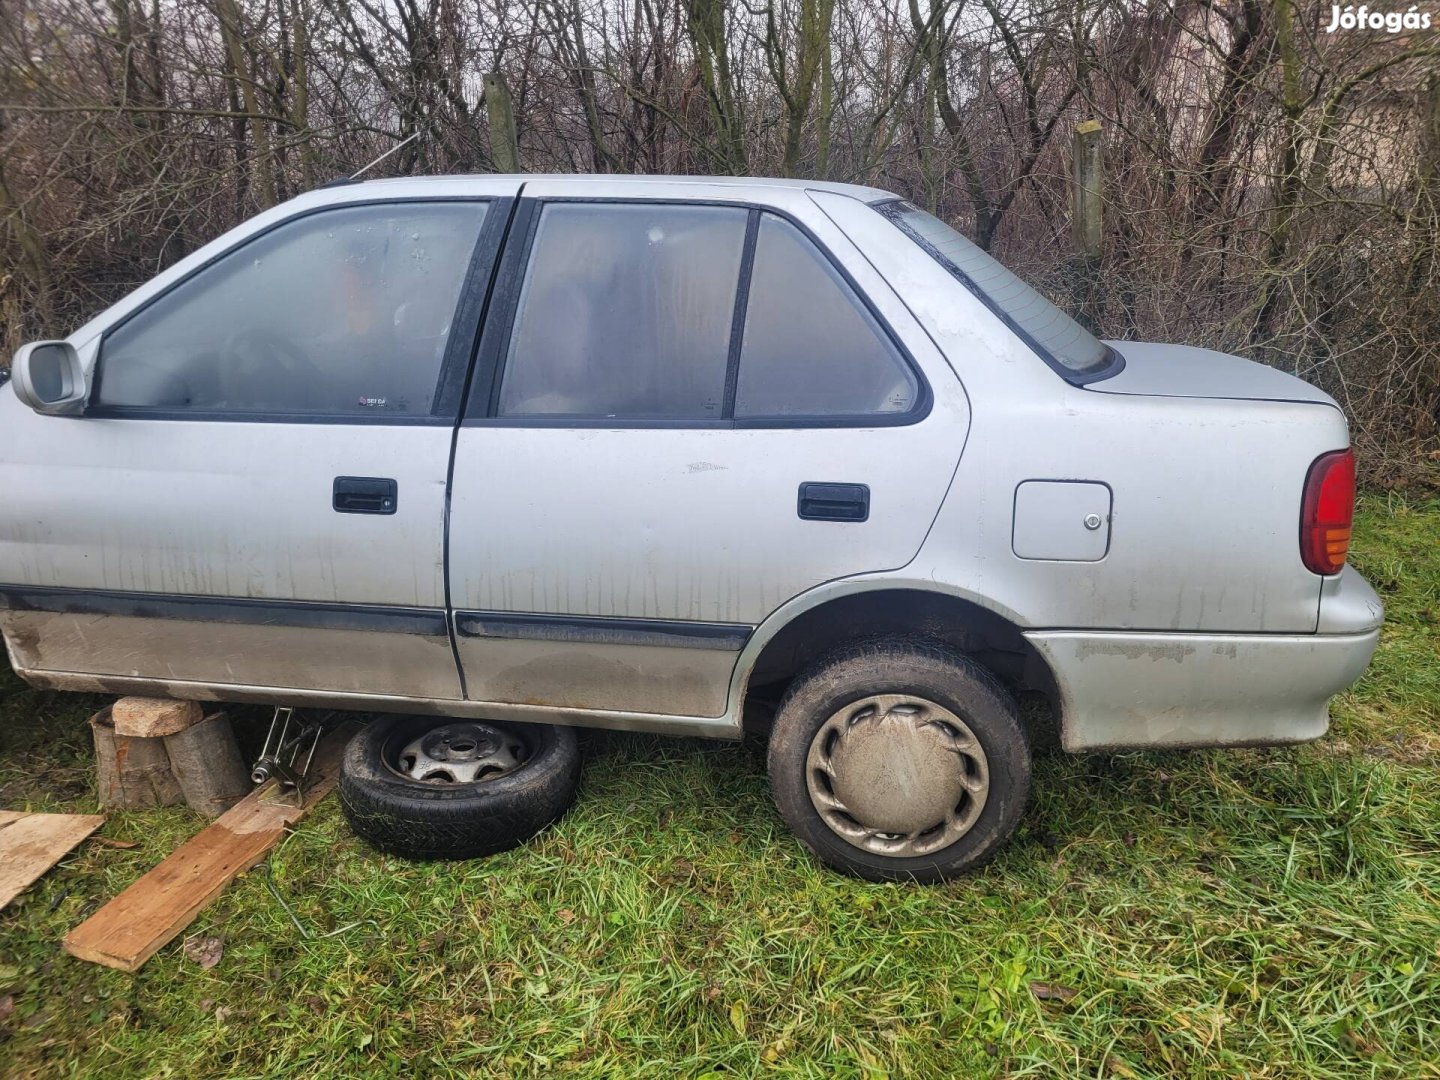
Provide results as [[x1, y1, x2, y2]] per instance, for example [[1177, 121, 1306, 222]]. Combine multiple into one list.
[[0, 182, 519, 706], [445, 180, 969, 725]]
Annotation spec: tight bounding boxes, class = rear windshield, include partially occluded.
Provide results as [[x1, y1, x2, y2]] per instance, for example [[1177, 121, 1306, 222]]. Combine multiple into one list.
[[875, 200, 1119, 381]]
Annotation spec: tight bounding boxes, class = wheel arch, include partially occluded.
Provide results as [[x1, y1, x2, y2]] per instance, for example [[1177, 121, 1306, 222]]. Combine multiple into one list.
[[729, 581, 1060, 736]]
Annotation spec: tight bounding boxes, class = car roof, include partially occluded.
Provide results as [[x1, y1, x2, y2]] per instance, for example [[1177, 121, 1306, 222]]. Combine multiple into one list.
[[348, 173, 902, 205]]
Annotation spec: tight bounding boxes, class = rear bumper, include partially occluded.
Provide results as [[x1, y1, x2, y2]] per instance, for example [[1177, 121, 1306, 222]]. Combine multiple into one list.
[[1027, 621, 1381, 753]]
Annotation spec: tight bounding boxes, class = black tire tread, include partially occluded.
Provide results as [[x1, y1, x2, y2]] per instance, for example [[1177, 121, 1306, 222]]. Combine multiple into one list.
[[767, 635, 1031, 883], [339, 716, 580, 861]]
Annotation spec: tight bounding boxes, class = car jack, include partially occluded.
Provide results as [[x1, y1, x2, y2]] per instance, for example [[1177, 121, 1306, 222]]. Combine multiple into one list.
[[250, 707, 322, 806]]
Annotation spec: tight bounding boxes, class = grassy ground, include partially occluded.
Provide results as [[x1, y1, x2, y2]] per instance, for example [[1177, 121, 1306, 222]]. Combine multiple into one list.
[[1, 495, 1437, 1079]]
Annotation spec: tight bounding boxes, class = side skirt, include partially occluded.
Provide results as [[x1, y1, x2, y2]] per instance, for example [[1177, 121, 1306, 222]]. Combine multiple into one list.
[[13, 666, 745, 740]]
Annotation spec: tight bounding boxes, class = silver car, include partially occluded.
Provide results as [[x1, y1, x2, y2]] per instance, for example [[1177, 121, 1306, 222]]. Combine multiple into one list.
[[0, 176, 1382, 880]]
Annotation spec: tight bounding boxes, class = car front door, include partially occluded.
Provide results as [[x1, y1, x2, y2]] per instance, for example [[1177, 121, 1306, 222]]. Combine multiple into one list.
[[446, 180, 969, 728], [0, 183, 518, 706]]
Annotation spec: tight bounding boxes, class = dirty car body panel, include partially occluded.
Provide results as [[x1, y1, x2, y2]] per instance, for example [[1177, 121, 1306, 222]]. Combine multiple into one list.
[[446, 179, 968, 720], [1, 175, 1380, 752]]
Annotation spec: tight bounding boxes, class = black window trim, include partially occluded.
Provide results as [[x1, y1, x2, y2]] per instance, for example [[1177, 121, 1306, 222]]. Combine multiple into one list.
[[873, 198, 1125, 387], [721, 211, 761, 418], [462, 196, 933, 430], [85, 195, 512, 425]]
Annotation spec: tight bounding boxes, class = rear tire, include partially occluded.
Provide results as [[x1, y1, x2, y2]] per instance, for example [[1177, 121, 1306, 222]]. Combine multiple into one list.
[[768, 639, 1030, 882], [340, 715, 579, 860]]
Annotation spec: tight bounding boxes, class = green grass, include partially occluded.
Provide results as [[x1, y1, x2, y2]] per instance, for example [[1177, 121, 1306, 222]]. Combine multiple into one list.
[[2, 495, 1438, 1078]]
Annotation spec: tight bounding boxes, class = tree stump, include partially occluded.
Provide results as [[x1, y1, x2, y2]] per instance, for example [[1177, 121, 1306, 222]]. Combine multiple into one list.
[[163, 712, 250, 817], [92, 699, 251, 816], [91, 708, 185, 810], [111, 697, 203, 738]]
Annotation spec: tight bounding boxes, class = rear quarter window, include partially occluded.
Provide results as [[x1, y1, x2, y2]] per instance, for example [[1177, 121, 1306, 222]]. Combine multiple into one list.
[[735, 214, 918, 418]]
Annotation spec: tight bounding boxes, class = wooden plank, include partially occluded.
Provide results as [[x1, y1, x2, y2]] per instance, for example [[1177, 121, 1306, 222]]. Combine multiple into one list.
[[63, 724, 351, 973], [0, 812, 106, 909]]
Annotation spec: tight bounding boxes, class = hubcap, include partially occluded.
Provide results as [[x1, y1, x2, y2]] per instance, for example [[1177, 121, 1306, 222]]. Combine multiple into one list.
[[390, 722, 527, 784], [805, 694, 990, 858]]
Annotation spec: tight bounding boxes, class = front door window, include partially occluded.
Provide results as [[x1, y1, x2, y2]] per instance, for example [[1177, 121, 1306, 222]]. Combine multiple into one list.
[[94, 201, 488, 419]]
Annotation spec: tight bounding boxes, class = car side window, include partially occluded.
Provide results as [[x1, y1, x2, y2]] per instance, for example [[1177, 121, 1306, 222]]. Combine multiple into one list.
[[95, 201, 488, 418], [735, 214, 918, 418], [497, 203, 747, 419]]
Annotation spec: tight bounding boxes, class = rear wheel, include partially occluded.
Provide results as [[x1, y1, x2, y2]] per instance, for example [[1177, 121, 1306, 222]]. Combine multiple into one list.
[[767, 639, 1030, 882], [340, 715, 579, 860]]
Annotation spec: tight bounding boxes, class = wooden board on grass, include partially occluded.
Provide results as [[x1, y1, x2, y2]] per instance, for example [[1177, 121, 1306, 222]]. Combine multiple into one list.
[[63, 724, 352, 973], [0, 812, 106, 909]]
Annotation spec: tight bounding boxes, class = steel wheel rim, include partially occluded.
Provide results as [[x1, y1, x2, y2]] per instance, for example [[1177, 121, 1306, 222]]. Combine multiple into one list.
[[805, 693, 990, 858], [386, 721, 529, 785]]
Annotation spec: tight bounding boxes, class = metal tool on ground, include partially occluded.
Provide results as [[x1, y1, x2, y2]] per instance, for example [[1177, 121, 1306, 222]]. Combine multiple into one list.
[[250, 707, 323, 806]]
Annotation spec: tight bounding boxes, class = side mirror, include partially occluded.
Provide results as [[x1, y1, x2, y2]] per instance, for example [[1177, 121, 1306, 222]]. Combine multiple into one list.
[[10, 340, 87, 415]]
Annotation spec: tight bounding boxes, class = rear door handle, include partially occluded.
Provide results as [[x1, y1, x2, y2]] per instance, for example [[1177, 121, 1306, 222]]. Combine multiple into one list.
[[333, 476, 397, 515], [798, 482, 869, 522]]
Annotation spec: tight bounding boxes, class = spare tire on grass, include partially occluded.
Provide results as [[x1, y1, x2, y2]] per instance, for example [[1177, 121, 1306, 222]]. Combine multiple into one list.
[[339, 715, 579, 860]]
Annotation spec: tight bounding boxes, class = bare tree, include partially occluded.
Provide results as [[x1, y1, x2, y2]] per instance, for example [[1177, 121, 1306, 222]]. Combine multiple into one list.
[[1, 0, 1438, 476]]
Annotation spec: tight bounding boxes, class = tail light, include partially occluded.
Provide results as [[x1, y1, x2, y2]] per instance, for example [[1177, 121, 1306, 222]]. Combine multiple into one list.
[[1300, 449, 1355, 575]]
